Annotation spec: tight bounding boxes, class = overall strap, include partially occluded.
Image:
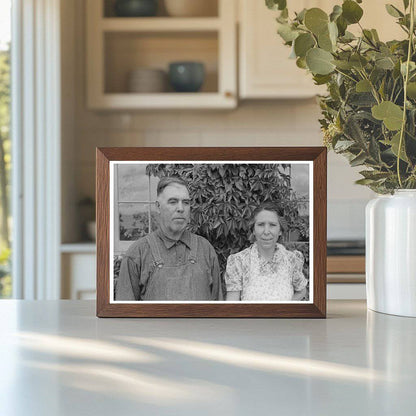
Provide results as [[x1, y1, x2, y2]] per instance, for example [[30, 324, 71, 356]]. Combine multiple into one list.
[[146, 233, 164, 268], [188, 234, 198, 264]]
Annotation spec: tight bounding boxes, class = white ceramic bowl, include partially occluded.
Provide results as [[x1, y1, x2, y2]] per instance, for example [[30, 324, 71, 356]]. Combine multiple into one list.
[[164, 0, 217, 17], [127, 68, 167, 93], [86, 221, 96, 241]]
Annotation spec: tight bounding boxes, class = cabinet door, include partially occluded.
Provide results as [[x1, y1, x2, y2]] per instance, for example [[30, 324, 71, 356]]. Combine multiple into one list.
[[238, 0, 404, 99], [239, 0, 322, 99]]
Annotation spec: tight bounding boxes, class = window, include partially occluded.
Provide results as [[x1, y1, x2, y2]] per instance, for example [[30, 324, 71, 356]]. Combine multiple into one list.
[[0, 0, 11, 298], [114, 164, 159, 254]]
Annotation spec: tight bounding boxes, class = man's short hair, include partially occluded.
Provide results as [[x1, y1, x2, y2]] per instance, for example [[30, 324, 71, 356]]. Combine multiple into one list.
[[156, 176, 189, 196]]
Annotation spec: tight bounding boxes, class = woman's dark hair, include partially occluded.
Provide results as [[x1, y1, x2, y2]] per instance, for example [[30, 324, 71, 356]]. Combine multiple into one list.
[[251, 202, 282, 224], [249, 202, 286, 242]]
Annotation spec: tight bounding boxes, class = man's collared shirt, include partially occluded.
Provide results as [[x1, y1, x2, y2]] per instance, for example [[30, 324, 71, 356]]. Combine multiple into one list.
[[115, 228, 223, 301]]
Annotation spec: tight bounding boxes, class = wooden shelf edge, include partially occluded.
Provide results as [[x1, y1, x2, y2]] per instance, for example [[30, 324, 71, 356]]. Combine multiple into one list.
[[88, 93, 237, 110], [101, 17, 221, 32]]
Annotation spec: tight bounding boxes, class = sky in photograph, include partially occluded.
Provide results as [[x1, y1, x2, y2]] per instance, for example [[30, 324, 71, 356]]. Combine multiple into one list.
[[291, 164, 309, 198], [0, 0, 11, 50]]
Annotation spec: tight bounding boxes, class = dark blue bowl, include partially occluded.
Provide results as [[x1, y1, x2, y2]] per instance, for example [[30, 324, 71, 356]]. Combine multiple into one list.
[[169, 62, 205, 93], [114, 0, 158, 17]]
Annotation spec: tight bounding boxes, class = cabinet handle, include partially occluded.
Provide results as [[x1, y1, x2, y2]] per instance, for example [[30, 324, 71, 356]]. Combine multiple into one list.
[[225, 91, 234, 98]]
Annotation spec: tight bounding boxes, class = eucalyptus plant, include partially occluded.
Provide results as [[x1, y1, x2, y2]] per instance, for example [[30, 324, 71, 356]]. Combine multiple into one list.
[[266, 0, 416, 193]]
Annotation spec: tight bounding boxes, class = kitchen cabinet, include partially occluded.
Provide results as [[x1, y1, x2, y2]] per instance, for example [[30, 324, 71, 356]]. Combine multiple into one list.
[[238, 0, 405, 99], [61, 244, 96, 300], [238, 0, 326, 99], [86, 0, 237, 109]]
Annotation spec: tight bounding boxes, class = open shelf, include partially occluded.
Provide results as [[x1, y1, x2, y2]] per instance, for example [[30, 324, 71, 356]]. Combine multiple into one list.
[[86, 0, 236, 109], [104, 31, 218, 94], [103, 0, 219, 18]]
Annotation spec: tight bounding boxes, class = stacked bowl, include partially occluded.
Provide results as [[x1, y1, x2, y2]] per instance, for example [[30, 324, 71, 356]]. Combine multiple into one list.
[[127, 68, 167, 93]]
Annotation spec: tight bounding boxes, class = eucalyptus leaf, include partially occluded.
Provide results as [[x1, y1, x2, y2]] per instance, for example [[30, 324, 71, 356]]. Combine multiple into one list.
[[401, 61, 416, 76], [266, 0, 287, 11], [330, 5, 342, 22], [306, 48, 335, 75], [277, 23, 299, 42], [296, 57, 307, 69], [339, 31, 356, 42], [280, 8, 289, 19], [372, 101, 404, 130], [363, 29, 375, 44], [350, 152, 368, 167], [328, 21, 338, 45], [333, 59, 353, 70], [370, 68, 386, 84], [294, 33, 315, 57], [393, 61, 402, 79], [369, 136, 381, 162], [356, 79, 372, 92], [295, 8, 307, 22], [350, 53, 368, 69], [385, 4, 404, 18], [375, 56, 396, 70], [355, 178, 377, 185], [334, 139, 356, 151], [336, 15, 348, 36], [348, 92, 377, 107], [382, 132, 409, 162], [304, 8, 329, 35], [318, 31, 334, 52], [359, 170, 391, 180], [342, 0, 364, 24], [371, 29, 380, 42], [313, 74, 332, 85], [406, 82, 416, 99], [378, 78, 386, 100]]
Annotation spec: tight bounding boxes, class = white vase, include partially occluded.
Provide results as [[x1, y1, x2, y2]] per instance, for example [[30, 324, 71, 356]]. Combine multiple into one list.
[[366, 190, 416, 317]]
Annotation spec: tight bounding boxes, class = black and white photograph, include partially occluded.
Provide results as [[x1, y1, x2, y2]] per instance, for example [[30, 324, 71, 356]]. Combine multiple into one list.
[[110, 161, 312, 303]]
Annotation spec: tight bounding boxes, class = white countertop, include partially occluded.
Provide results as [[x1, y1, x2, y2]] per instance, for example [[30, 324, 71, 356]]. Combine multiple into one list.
[[1, 300, 415, 415]]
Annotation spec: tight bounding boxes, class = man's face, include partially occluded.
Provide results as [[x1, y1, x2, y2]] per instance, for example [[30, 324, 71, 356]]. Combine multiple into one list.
[[156, 183, 191, 238]]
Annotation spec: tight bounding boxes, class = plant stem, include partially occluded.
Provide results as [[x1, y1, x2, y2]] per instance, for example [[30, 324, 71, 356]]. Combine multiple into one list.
[[334, 68, 357, 83], [397, 0, 415, 188], [358, 69, 380, 104]]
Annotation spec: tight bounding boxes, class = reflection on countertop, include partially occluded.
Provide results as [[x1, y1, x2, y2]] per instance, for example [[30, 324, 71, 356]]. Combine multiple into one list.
[[0, 300, 416, 415]]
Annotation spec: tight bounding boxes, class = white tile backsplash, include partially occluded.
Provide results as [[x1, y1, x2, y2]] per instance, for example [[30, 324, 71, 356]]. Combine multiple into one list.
[[328, 199, 368, 240]]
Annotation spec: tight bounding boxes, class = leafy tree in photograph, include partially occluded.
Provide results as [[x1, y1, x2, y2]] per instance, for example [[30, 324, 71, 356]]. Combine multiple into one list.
[[146, 164, 309, 275], [119, 210, 159, 241]]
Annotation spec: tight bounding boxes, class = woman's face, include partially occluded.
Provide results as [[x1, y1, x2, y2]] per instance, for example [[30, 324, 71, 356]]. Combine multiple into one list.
[[253, 209, 281, 251]]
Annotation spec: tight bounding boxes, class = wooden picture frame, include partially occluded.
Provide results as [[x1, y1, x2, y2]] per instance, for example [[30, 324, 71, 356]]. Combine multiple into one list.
[[96, 147, 327, 318]]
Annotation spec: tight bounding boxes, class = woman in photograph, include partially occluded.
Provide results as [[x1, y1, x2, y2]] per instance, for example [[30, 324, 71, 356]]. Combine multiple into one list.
[[225, 202, 308, 301]]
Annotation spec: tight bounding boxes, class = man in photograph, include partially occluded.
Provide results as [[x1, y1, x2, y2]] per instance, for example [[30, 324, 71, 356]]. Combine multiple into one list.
[[115, 176, 223, 301]]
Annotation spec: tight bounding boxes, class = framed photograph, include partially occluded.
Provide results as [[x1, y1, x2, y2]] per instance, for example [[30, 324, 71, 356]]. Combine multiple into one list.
[[96, 147, 327, 318]]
